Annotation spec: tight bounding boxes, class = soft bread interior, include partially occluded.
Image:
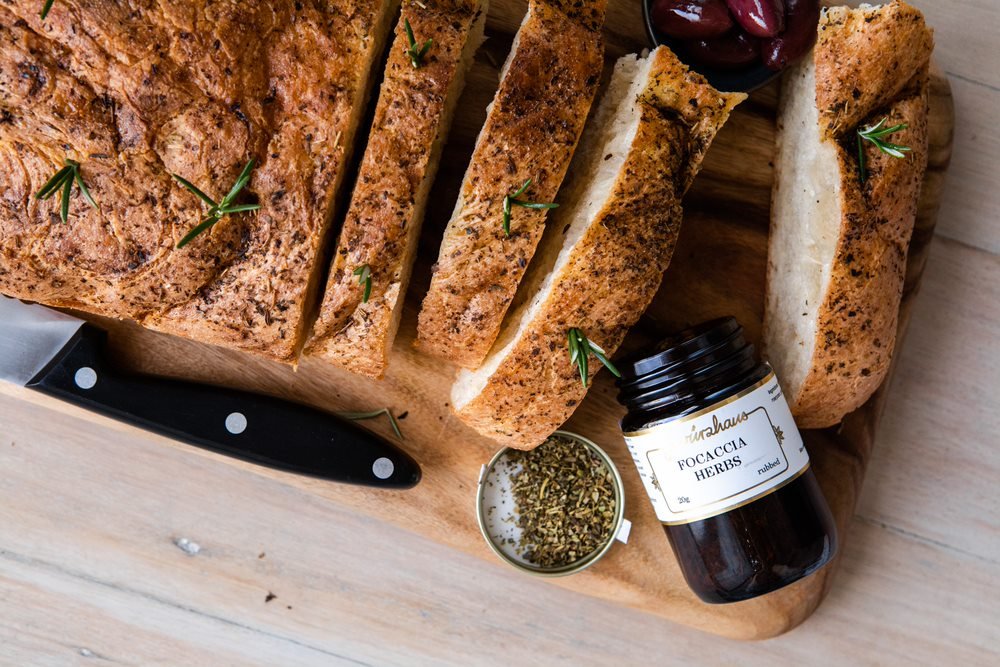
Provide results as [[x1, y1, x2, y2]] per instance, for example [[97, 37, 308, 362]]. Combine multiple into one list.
[[765, 57, 842, 395], [452, 52, 653, 409]]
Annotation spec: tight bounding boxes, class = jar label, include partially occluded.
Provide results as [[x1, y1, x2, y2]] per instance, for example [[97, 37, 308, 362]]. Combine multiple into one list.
[[622, 372, 810, 525]]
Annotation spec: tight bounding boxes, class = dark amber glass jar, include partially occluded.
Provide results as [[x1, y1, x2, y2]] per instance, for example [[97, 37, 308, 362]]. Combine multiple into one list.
[[616, 317, 837, 603]]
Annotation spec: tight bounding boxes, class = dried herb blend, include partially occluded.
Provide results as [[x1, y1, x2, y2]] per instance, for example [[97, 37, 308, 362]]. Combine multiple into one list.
[[506, 435, 617, 568]]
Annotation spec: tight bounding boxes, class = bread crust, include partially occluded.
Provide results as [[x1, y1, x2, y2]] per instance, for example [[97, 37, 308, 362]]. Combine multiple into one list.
[[414, 0, 607, 369], [766, 1, 933, 428], [815, 2, 934, 140], [304, 0, 487, 378], [453, 48, 744, 449], [0, 0, 397, 364]]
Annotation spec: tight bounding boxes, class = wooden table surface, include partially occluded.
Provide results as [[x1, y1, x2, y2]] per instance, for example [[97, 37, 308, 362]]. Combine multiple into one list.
[[1, 1, 997, 664]]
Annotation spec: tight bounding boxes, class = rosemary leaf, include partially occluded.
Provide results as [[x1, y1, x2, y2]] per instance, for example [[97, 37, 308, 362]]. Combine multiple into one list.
[[353, 264, 373, 303], [502, 196, 513, 236], [404, 18, 416, 47], [176, 215, 222, 249], [216, 203, 260, 214], [223, 158, 257, 202], [589, 345, 621, 379], [40, 0, 55, 20], [35, 166, 72, 200], [567, 330, 580, 365], [173, 159, 259, 248], [501, 178, 556, 237], [511, 179, 532, 199], [403, 19, 432, 69], [567, 328, 619, 387], [36, 159, 98, 223], [337, 408, 404, 440], [59, 176, 72, 224], [517, 202, 559, 210], [171, 174, 218, 208], [72, 163, 98, 209], [856, 117, 910, 184]]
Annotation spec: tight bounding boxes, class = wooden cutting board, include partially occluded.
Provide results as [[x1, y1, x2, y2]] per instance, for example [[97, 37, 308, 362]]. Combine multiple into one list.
[[4, 0, 954, 640]]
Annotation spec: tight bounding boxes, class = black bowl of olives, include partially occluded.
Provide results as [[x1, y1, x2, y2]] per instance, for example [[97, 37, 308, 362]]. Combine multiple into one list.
[[643, 0, 820, 92]]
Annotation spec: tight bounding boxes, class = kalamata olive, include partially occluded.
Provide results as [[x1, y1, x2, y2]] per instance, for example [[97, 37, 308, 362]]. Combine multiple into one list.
[[650, 0, 734, 39], [724, 0, 785, 38], [684, 30, 761, 69], [762, 0, 820, 70]]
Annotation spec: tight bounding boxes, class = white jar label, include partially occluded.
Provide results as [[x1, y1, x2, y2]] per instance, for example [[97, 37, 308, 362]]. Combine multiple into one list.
[[622, 372, 809, 525]]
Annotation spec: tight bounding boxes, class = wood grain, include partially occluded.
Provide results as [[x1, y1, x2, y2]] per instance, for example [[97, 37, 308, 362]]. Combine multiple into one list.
[[0, 18, 956, 646], [859, 235, 1000, 560], [930, 77, 1000, 252], [1, 366, 997, 665], [1, 0, 987, 659]]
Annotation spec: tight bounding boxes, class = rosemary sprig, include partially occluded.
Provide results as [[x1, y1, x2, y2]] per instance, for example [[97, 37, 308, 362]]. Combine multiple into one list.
[[172, 158, 260, 249], [40, 0, 55, 20], [856, 117, 910, 184], [567, 328, 620, 388], [353, 264, 372, 303], [502, 178, 558, 237], [336, 408, 404, 440], [34, 159, 98, 223], [403, 19, 432, 69]]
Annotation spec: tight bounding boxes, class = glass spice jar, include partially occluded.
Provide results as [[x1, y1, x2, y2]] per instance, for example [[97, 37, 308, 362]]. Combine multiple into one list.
[[616, 317, 837, 603]]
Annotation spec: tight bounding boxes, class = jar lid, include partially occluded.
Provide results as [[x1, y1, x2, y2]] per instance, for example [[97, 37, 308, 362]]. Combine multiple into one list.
[[475, 431, 630, 577], [616, 317, 760, 416], [620, 317, 741, 380]]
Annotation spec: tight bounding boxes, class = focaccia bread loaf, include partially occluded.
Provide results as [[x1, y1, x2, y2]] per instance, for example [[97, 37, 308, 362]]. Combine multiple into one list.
[[452, 47, 744, 450], [305, 0, 488, 378], [414, 0, 607, 369], [764, 0, 933, 428], [0, 0, 397, 364]]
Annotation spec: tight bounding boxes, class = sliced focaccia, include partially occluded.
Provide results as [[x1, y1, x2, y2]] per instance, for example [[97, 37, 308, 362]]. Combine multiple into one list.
[[764, 1, 933, 428], [451, 47, 744, 449], [305, 0, 487, 378], [414, 0, 608, 369]]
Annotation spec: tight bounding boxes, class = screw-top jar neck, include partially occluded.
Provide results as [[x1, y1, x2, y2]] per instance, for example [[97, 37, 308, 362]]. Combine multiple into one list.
[[616, 317, 762, 418]]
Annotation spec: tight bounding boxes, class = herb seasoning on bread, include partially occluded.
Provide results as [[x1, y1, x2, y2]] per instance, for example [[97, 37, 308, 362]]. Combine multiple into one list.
[[0, 0, 398, 364], [764, 0, 933, 428], [415, 0, 608, 369], [451, 47, 744, 450], [306, 0, 487, 378]]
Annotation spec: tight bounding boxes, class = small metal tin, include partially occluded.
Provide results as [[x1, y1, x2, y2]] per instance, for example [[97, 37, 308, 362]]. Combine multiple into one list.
[[475, 430, 627, 577]]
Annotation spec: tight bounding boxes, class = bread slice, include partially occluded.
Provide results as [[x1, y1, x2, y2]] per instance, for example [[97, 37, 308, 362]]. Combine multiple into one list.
[[144, 0, 400, 363], [764, 1, 933, 428], [414, 0, 607, 369], [304, 0, 488, 378], [0, 1, 398, 364], [451, 47, 744, 450]]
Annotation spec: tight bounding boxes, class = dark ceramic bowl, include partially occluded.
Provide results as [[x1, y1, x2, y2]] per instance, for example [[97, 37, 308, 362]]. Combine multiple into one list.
[[642, 0, 781, 93]]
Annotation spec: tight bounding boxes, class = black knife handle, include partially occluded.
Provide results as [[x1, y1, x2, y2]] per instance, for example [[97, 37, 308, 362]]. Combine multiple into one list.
[[25, 325, 420, 488]]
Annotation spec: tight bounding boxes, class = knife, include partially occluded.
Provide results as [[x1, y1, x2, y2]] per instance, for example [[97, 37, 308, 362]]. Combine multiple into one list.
[[0, 296, 420, 488]]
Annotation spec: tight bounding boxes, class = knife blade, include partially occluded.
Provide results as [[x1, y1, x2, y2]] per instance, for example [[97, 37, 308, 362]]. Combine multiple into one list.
[[0, 296, 420, 488]]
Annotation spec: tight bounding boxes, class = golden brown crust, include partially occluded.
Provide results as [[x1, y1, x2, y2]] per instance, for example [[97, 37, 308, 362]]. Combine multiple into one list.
[[414, 0, 607, 369], [0, 0, 397, 364], [305, 0, 487, 378], [787, 1, 933, 428], [454, 48, 744, 449], [815, 1, 934, 140]]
